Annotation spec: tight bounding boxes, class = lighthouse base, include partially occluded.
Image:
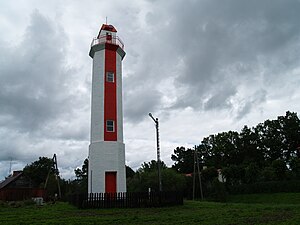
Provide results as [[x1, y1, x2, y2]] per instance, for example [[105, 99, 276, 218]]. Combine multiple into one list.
[[88, 141, 126, 193]]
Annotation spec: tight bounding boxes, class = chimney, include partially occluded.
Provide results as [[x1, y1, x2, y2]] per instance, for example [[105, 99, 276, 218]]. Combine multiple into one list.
[[13, 170, 22, 177]]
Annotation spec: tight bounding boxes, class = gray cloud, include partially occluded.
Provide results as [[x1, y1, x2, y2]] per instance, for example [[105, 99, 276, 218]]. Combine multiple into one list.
[[236, 89, 267, 119], [124, 85, 161, 122], [0, 10, 89, 177], [123, 0, 300, 120], [0, 10, 74, 131], [204, 86, 237, 110]]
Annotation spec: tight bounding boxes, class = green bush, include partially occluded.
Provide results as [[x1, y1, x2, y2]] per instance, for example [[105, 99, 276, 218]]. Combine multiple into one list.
[[272, 159, 288, 180], [8, 201, 24, 208], [0, 201, 6, 207], [209, 178, 228, 202], [23, 199, 36, 206], [260, 166, 276, 181], [227, 180, 300, 194], [290, 158, 300, 179]]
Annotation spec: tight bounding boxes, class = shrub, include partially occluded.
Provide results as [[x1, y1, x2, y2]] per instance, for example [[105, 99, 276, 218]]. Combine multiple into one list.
[[8, 201, 23, 208], [290, 158, 300, 179], [244, 163, 260, 183], [272, 160, 288, 180], [227, 180, 300, 194], [210, 178, 228, 202], [24, 199, 36, 206], [260, 166, 276, 181], [0, 200, 6, 207]]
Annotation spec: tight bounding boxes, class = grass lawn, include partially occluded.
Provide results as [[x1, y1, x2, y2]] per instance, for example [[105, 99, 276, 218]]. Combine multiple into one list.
[[0, 193, 300, 225]]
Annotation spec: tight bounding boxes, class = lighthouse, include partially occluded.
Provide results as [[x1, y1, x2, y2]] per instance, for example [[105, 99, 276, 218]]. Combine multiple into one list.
[[88, 24, 126, 193]]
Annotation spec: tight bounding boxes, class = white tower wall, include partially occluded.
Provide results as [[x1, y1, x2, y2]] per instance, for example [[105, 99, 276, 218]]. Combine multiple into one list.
[[90, 50, 105, 143]]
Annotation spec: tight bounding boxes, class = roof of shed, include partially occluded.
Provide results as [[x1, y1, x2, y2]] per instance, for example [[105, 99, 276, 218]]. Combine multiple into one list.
[[0, 172, 23, 189]]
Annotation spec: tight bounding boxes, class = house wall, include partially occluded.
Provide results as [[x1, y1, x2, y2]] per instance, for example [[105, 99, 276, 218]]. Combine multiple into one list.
[[0, 188, 46, 201]]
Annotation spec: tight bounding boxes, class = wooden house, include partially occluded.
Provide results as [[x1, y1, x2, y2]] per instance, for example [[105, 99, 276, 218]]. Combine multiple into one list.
[[0, 171, 46, 201]]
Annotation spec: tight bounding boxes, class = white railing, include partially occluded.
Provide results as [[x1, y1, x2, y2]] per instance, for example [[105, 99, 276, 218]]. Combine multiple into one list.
[[91, 35, 124, 50]]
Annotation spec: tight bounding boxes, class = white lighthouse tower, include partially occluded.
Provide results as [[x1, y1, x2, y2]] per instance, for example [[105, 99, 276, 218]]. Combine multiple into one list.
[[88, 24, 126, 193]]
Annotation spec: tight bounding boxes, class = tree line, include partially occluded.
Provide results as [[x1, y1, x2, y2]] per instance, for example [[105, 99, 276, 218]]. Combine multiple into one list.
[[172, 111, 300, 185], [21, 111, 300, 199]]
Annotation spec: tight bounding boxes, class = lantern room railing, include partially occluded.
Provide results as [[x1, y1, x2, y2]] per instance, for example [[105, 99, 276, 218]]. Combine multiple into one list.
[[91, 35, 124, 50]]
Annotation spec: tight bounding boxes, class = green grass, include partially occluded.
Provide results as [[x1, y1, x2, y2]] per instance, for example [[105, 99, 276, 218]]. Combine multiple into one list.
[[1, 193, 300, 225]]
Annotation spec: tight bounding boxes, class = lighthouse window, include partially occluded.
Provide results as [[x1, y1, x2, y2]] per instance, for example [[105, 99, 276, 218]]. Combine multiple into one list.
[[106, 72, 114, 82], [106, 120, 115, 132]]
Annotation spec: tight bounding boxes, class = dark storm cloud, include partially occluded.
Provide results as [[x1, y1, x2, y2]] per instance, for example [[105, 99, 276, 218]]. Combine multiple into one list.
[[125, 0, 300, 121], [0, 10, 75, 132], [204, 86, 237, 110], [172, 0, 300, 110]]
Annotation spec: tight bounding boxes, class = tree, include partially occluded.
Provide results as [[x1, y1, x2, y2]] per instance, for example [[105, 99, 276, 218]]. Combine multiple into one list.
[[126, 165, 135, 179], [127, 160, 186, 192], [256, 119, 285, 164], [74, 158, 88, 180], [260, 166, 276, 181], [271, 159, 287, 180], [171, 147, 195, 173], [244, 163, 260, 184], [290, 157, 300, 179], [138, 160, 167, 173], [201, 167, 218, 184], [239, 126, 263, 166], [23, 156, 63, 197], [198, 131, 240, 168], [71, 158, 88, 194], [222, 165, 245, 185], [126, 165, 136, 191], [23, 156, 56, 186], [161, 168, 186, 192], [277, 111, 300, 161], [210, 178, 228, 202]]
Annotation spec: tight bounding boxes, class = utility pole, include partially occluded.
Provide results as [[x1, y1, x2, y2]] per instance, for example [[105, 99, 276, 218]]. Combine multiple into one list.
[[149, 113, 162, 192], [193, 149, 196, 200], [44, 154, 61, 198], [192, 145, 203, 200]]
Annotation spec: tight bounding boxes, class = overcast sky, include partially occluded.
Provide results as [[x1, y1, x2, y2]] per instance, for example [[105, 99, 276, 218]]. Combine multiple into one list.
[[1, 0, 300, 180]]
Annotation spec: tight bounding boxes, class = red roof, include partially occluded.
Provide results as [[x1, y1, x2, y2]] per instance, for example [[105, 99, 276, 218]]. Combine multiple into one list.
[[100, 24, 117, 32]]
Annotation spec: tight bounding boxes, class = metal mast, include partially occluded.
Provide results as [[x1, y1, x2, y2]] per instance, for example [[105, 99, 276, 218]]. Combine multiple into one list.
[[149, 113, 162, 192]]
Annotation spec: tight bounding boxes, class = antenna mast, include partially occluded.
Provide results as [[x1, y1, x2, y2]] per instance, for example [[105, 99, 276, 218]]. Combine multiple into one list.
[[9, 157, 12, 175]]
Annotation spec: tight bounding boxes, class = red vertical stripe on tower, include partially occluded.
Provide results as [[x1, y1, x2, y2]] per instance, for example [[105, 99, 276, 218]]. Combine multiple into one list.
[[104, 44, 117, 141]]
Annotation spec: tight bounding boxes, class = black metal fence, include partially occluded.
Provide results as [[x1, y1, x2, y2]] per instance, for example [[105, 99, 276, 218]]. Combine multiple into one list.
[[68, 191, 183, 209]]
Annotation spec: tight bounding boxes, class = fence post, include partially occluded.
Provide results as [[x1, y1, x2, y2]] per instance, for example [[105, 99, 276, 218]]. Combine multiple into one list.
[[69, 191, 183, 209]]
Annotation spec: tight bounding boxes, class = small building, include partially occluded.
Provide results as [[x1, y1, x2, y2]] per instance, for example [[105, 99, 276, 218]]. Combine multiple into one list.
[[217, 169, 226, 183], [0, 171, 46, 201]]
